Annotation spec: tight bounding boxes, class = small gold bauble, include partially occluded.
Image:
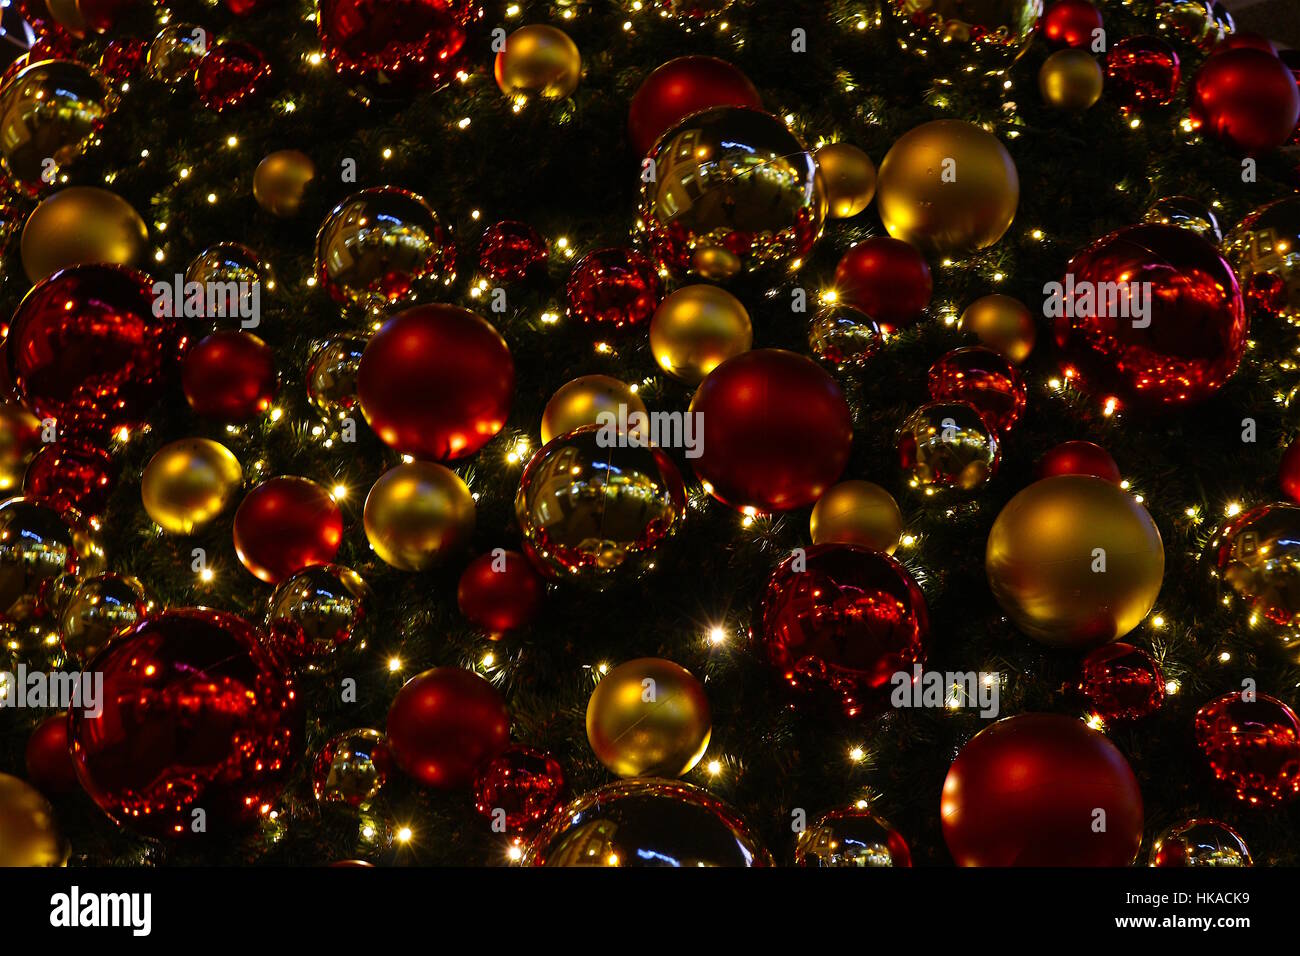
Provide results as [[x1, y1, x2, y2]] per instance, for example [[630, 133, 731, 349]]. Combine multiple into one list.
[[959, 294, 1037, 364], [60, 572, 153, 662], [0, 497, 103, 626], [649, 285, 753, 384], [691, 244, 742, 281], [586, 657, 711, 778], [253, 149, 317, 218], [1224, 196, 1300, 325], [0, 773, 67, 867], [540, 375, 647, 446], [147, 23, 207, 84], [810, 481, 904, 554], [494, 24, 581, 100], [814, 143, 877, 219], [0, 403, 42, 493], [1038, 49, 1104, 112], [363, 461, 475, 572], [21, 187, 149, 284], [141, 438, 244, 536]]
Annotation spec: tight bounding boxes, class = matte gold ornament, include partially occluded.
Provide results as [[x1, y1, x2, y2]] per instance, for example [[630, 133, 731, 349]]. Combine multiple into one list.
[[363, 461, 475, 571], [986, 475, 1164, 648], [889, 0, 1043, 77], [146, 23, 207, 84], [1038, 49, 1104, 111], [0, 774, 67, 867], [541, 375, 647, 446], [1144, 196, 1222, 244], [253, 149, 317, 218], [140, 438, 244, 536], [814, 143, 877, 219], [586, 658, 710, 778], [60, 572, 153, 662], [21, 187, 149, 284], [0, 59, 113, 195], [1224, 196, 1300, 325], [0, 403, 42, 493], [494, 24, 581, 100], [876, 119, 1019, 256], [649, 285, 753, 384], [810, 480, 904, 554], [959, 294, 1037, 364]]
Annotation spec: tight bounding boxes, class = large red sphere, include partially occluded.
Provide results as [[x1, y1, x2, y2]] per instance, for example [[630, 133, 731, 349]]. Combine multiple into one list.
[[690, 349, 852, 513], [358, 305, 514, 461], [1191, 48, 1300, 155], [233, 477, 343, 584], [1105, 36, 1180, 111], [1036, 439, 1122, 483], [1041, 0, 1104, 49], [68, 608, 303, 839], [941, 713, 1144, 866], [386, 667, 510, 789], [25, 714, 79, 795], [1282, 435, 1300, 504], [628, 55, 762, 157], [1195, 692, 1300, 807], [317, 0, 480, 91], [457, 550, 545, 635], [564, 248, 661, 330], [23, 441, 117, 516], [182, 331, 277, 422], [833, 237, 932, 333]]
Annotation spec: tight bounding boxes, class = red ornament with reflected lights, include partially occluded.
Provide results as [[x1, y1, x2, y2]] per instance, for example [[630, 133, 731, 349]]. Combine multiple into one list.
[[99, 39, 147, 81], [25, 714, 79, 795], [195, 41, 271, 112], [23, 441, 116, 516], [1041, 0, 1104, 49], [457, 550, 545, 635], [233, 477, 343, 584], [182, 331, 277, 423], [1195, 692, 1300, 807], [1036, 439, 1122, 483], [628, 55, 762, 157], [927, 346, 1026, 434], [1191, 49, 1300, 155], [478, 220, 548, 283], [1282, 435, 1300, 504], [473, 745, 565, 832], [1105, 36, 1180, 111], [386, 666, 510, 789], [1078, 642, 1164, 723], [316, 0, 481, 92], [565, 248, 661, 330], [833, 237, 932, 333]]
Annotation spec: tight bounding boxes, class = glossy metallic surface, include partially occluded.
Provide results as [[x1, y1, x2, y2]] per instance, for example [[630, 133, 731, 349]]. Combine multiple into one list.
[[0, 59, 112, 194], [897, 400, 999, 493]]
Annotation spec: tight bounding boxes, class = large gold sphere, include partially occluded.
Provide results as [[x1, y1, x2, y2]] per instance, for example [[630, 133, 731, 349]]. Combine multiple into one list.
[[889, 0, 1043, 77], [986, 475, 1164, 648], [1038, 49, 1104, 112], [253, 149, 317, 218], [1224, 196, 1300, 325], [0, 403, 42, 493], [810, 480, 904, 554], [540, 375, 647, 446], [0, 774, 67, 867], [649, 285, 753, 384], [0, 59, 114, 195], [586, 658, 711, 778], [141, 438, 244, 536], [21, 187, 148, 284], [959, 293, 1037, 364], [494, 24, 581, 100], [363, 461, 475, 571], [814, 143, 877, 219], [876, 119, 1019, 256]]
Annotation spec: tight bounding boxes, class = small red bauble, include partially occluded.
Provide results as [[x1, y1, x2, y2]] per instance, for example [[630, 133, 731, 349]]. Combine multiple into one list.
[[233, 477, 343, 584], [195, 41, 271, 112], [225, 0, 263, 13], [457, 550, 545, 635], [99, 39, 148, 82], [565, 248, 661, 330], [1195, 692, 1300, 807], [927, 346, 1026, 434], [833, 237, 932, 333], [690, 348, 852, 513], [941, 713, 1144, 866], [317, 0, 480, 92], [357, 305, 514, 461], [1041, 0, 1103, 49], [478, 220, 548, 283], [628, 55, 762, 157], [1191, 48, 1300, 156], [1036, 440, 1122, 483], [23, 441, 117, 516], [182, 331, 277, 422], [1105, 36, 1180, 111], [473, 745, 565, 832], [1078, 642, 1165, 723], [25, 714, 79, 795], [386, 666, 510, 789], [1282, 435, 1300, 504]]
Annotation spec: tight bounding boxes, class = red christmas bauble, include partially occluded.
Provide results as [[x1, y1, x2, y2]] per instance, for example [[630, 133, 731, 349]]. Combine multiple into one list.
[[473, 745, 565, 832], [7, 265, 181, 437], [1041, 0, 1103, 49], [565, 248, 661, 330], [941, 713, 1144, 866], [927, 346, 1026, 434], [23, 441, 116, 516], [317, 0, 481, 92], [1191, 49, 1300, 155], [690, 349, 852, 513], [833, 237, 932, 333], [195, 41, 271, 112], [357, 305, 514, 461], [757, 544, 929, 717], [99, 39, 147, 81], [1282, 435, 1300, 504], [1195, 692, 1300, 806], [628, 55, 762, 157], [1216, 32, 1277, 56], [69, 608, 303, 839], [1078, 642, 1165, 723], [77, 0, 139, 33], [225, 0, 264, 14], [386, 666, 510, 789], [457, 550, 545, 635], [1036, 440, 1122, 483], [182, 331, 277, 422], [233, 477, 343, 584], [1053, 224, 1246, 409], [1105, 36, 1180, 111], [478, 220, 548, 283], [25, 714, 79, 795]]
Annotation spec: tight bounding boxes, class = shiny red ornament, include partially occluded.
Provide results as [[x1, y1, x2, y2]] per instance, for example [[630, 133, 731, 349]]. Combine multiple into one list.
[[941, 713, 1144, 866], [1040, 0, 1103, 49], [1282, 436, 1300, 504], [1036, 440, 1121, 483], [386, 666, 510, 789], [99, 39, 147, 82], [195, 41, 271, 112], [628, 55, 762, 157], [833, 237, 932, 333], [473, 745, 565, 832], [233, 477, 343, 584], [1053, 224, 1246, 409], [23, 441, 116, 516], [457, 550, 545, 635], [565, 248, 661, 330], [1105, 36, 1180, 111], [690, 348, 852, 513], [1191, 48, 1300, 155], [927, 346, 1026, 434], [479, 220, 548, 283], [757, 544, 929, 717], [317, 0, 481, 92], [1216, 32, 1277, 56], [7, 265, 182, 437], [68, 608, 303, 839], [1078, 642, 1164, 723], [225, 0, 264, 13], [25, 714, 79, 795], [1195, 692, 1300, 807], [182, 331, 277, 422], [357, 304, 514, 461]]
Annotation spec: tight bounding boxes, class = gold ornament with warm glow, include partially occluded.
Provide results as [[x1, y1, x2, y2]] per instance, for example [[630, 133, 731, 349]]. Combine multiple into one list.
[[959, 294, 1037, 364], [814, 143, 877, 219], [147, 23, 207, 85], [0, 403, 42, 492], [253, 149, 317, 218], [810, 480, 904, 554], [494, 24, 582, 100], [60, 573, 153, 662], [586, 657, 711, 778], [363, 461, 475, 571], [21, 187, 149, 284], [1224, 196, 1300, 325], [141, 438, 244, 536], [0, 60, 113, 195], [1038, 49, 1104, 112], [649, 285, 753, 384], [0, 774, 67, 867], [541, 375, 647, 446]]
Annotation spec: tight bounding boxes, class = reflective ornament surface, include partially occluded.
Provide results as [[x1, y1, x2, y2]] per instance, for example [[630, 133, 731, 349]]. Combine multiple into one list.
[[363, 461, 475, 571], [0, 497, 102, 626], [312, 728, 392, 807], [265, 564, 370, 668], [1207, 503, 1300, 630], [1078, 642, 1165, 723], [317, 0, 479, 93], [586, 658, 711, 778], [478, 220, 547, 283], [1224, 196, 1300, 324], [0, 59, 112, 194], [927, 346, 1026, 434], [60, 572, 151, 662], [185, 242, 275, 326], [649, 285, 752, 384], [564, 248, 661, 330], [21, 186, 148, 283], [195, 40, 270, 112], [1194, 693, 1300, 806], [888, 0, 1043, 77], [1040, 0, 1103, 48], [493, 24, 580, 100], [141, 438, 243, 536], [793, 808, 912, 867], [146, 23, 206, 84], [809, 303, 884, 370], [1105, 36, 1180, 112], [29, 443, 119, 524], [897, 401, 999, 493], [540, 374, 646, 447], [809, 480, 903, 554], [182, 331, 277, 423], [1150, 819, 1252, 866], [233, 476, 343, 584], [307, 335, 367, 419], [1155, 0, 1213, 46], [0, 773, 67, 866], [473, 745, 565, 832], [959, 293, 1036, 364], [385, 666, 509, 789], [0, 403, 41, 493], [1144, 195, 1222, 243], [627, 55, 761, 157]]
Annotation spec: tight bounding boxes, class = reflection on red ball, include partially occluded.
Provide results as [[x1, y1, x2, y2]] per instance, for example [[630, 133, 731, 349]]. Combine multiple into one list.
[[473, 745, 565, 832], [1105, 36, 1180, 111], [1282, 435, 1300, 504], [99, 39, 148, 81], [833, 237, 932, 333], [1191, 49, 1300, 155], [478, 220, 548, 283], [1078, 642, 1165, 723], [317, 0, 481, 91], [1041, 0, 1104, 49], [628, 55, 762, 157], [233, 477, 343, 584], [25, 714, 79, 795], [565, 248, 661, 330], [1036, 440, 1121, 483], [386, 667, 510, 789], [457, 550, 545, 635], [927, 346, 1026, 434], [1195, 692, 1300, 807], [195, 41, 271, 112], [23, 441, 117, 516], [182, 331, 277, 422]]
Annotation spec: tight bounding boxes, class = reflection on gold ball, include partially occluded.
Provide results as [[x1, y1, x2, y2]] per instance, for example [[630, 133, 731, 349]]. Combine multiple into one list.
[[1038, 49, 1104, 111], [691, 244, 742, 280], [253, 149, 317, 218], [586, 658, 711, 778], [650, 285, 753, 384], [0, 60, 113, 195], [986, 475, 1164, 648], [814, 143, 877, 219], [0, 773, 67, 867], [46, 0, 86, 38], [541, 375, 647, 446], [810, 481, 904, 554], [889, 0, 1043, 76], [141, 438, 244, 536], [0, 403, 41, 493], [147, 23, 206, 85], [494, 24, 581, 100], [363, 461, 475, 571], [959, 294, 1037, 364], [1224, 196, 1300, 325], [60, 572, 152, 662], [21, 187, 148, 284]]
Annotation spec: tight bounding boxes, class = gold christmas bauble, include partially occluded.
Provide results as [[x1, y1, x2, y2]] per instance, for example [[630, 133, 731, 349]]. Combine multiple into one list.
[[146, 23, 207, 85], [986, 475, 1164, 648], [876, 119, 1019, 256], [0, 774, 67, 867], [649, 285, 753, 384], [253, 149, 317, 218], [959, 294, 1037, 364], [810, 481, 904, 554], [186, 242, 275, 294], [307, 335, 367, 419], [1144, 196, 1222, 244], [21, 187, 148, 284], [0, 59, 113, 195], [814, 143, 877, 219], [494, 24, 581, 100], [889, 0, 1043, 77], [60, 572, 153, 662], [540, 375, 647, 446], [586, 658, 711, 778], [1224, 196, 1300, 325], [363, 461, 475, 571], [0, 403, 42, 493], [141, 438, 244, 536], [1038, 49, 1104, 112], [0, 497, 103, 626]]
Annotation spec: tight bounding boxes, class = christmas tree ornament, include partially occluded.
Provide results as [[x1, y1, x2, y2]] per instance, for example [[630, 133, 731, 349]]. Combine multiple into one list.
[[0, 773, 67, 866], [540, 374, 647, 446], [146, 23, 207, 85], [195, 40, 270, 111], [265, 564, 371, 667], [1282, 437, 1300, 504], [306, 335, 367, 419], [316, 187, 457, 313], [185, 242, 275, 324], [24, 441, 116, 516], [833, 237, 932, 333], [758, 544, 929, 717], [25, 714, 79, 795], [793, 808, 912, 867], [1054, 224, 1246, 408], [312, 729, 392, 807], [586, 658, 711, 778], [0, 59, 112, 194], [1104, 36, 1180, 111], [1224, 196, 1300, 324], [253, 149, 316, 218], [99, 39, 147, 82], [941, 713, 1143, 866], [473, 745, 564, 832], [457, 550, 545, 635], [526, 778, 771, 867], [140, 438, 243, 536], [1150, 819, 1252, 866], [20, 186, 148, 283], [43, 0, 88, 37], [0, 402, 41, 492], [876, 120, 1019, 256], [317, 0, 480, 93], [0, 497, 102, 625], [1208, 503, 1300, 629], [1217, 31, 1276, 55], [641, 107, 826, 279], [1143, 195, 1222, 243], [986, 475, 1164, 648], [1155, 0, 1213, 46], [516, 426, 686, 583], [181, 331, 277, 423], [59, 572, 151, 662], [1191, 49, 1300, 155], [1036, 440, 1121, 483], [69, 608, 304, 839], [958, 294, 1036, 364], [357, 304, 513, 461], [627, 55, 762, 157], [927, 347, 1026, 434], [690, 349, 852, 513], [233, 476, 343, 584], [1038, 48, 1103, 111], [386, 666, 509, 789], [1078, 642, 1165, 723], [809, 480, 904, 554], [649, 285, 752, 384], [363, 461, 475, 572], [1195, 692, 1300, 806], [897, 401, 999, 494], [494, 24, 580, 100], [888, 0, 1042, 76], [1040, 0, 1103, 48], [478, 220, 548, 283], [564, 247, 661, 329], [813, 143, 876, 220], [809, 303, 884, 370]]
